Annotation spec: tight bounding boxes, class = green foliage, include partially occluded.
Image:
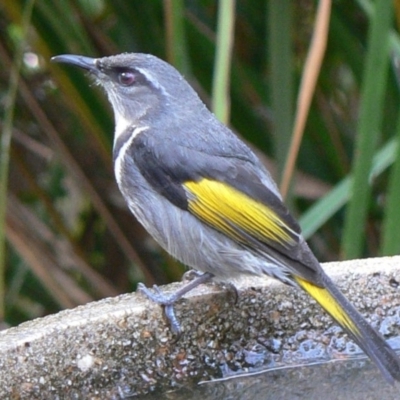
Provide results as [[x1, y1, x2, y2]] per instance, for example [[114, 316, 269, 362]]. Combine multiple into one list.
[[0, 0, 400, 326]]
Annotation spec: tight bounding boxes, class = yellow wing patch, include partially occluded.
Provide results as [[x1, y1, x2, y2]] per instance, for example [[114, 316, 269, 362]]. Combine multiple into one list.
[[294, 276, 360, 338], [184, 178, 296, 247]]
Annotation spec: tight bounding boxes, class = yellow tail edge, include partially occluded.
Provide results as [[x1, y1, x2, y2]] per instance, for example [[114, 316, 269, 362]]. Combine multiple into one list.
[[294, 275, 400, 384]]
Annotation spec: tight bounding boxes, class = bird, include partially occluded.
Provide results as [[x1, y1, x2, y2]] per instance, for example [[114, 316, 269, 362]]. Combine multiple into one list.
[[51, 52, 400, 383]]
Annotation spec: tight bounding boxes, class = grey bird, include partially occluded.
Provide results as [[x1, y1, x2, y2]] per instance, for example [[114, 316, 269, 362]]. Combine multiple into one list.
[[51, 53, 400, 384]]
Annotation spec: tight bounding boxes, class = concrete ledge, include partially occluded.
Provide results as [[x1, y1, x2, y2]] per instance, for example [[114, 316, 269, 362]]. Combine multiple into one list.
[[1, 256, 400, 398]]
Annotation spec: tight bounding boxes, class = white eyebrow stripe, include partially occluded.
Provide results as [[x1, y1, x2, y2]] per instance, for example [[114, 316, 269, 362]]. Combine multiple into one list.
[[135, 67, 170, 97]]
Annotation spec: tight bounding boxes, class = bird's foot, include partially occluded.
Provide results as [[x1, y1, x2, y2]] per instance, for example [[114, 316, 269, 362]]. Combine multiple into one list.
[[137, 271, 214, 335]]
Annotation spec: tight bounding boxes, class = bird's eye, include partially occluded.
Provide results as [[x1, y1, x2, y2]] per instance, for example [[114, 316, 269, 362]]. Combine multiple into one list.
[[118, 71, 136, 86]]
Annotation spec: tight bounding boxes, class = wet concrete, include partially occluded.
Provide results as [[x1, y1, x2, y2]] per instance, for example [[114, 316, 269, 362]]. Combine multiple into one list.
[[1, 256, 400, 398]]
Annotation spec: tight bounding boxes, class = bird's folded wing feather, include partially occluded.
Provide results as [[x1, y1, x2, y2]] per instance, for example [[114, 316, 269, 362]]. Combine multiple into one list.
[[130, 133, 323, 285]]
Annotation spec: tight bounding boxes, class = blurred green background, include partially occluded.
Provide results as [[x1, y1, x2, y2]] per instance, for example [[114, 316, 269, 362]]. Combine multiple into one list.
[[1, 0, 400, 327]]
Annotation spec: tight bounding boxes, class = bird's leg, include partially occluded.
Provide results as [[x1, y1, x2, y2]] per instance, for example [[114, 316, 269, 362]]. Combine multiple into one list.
[[181, 269, 205, 281], [137, 271, 214, 335], [182, 270, 238, 302]]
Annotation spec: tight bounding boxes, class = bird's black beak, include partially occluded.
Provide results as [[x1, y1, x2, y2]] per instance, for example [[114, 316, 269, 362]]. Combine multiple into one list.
[[51, 54, 98, 72]]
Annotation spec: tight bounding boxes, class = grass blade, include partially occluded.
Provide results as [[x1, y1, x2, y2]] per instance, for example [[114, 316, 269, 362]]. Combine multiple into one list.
[[212, 0, 236, 123], [342, 0, 392, 258]]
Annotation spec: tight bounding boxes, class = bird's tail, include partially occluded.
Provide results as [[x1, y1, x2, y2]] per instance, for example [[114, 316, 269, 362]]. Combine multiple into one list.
[[294, 275, 400, 384]]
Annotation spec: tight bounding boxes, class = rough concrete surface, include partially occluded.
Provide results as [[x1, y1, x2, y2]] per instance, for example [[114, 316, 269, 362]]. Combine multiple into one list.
[[1, 256, 400, 399]]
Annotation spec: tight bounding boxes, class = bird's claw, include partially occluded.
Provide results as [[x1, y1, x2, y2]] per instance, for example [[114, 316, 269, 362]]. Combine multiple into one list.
[[137, 272, 215, 336], [137, 283, 182, 335]]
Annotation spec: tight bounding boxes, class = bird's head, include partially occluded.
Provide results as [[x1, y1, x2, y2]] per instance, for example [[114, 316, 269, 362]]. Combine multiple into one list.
[[51, 53, 199, 135]]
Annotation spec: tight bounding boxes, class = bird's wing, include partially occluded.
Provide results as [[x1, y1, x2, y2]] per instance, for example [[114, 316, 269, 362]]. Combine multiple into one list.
[[130, 132, 323, 285]]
